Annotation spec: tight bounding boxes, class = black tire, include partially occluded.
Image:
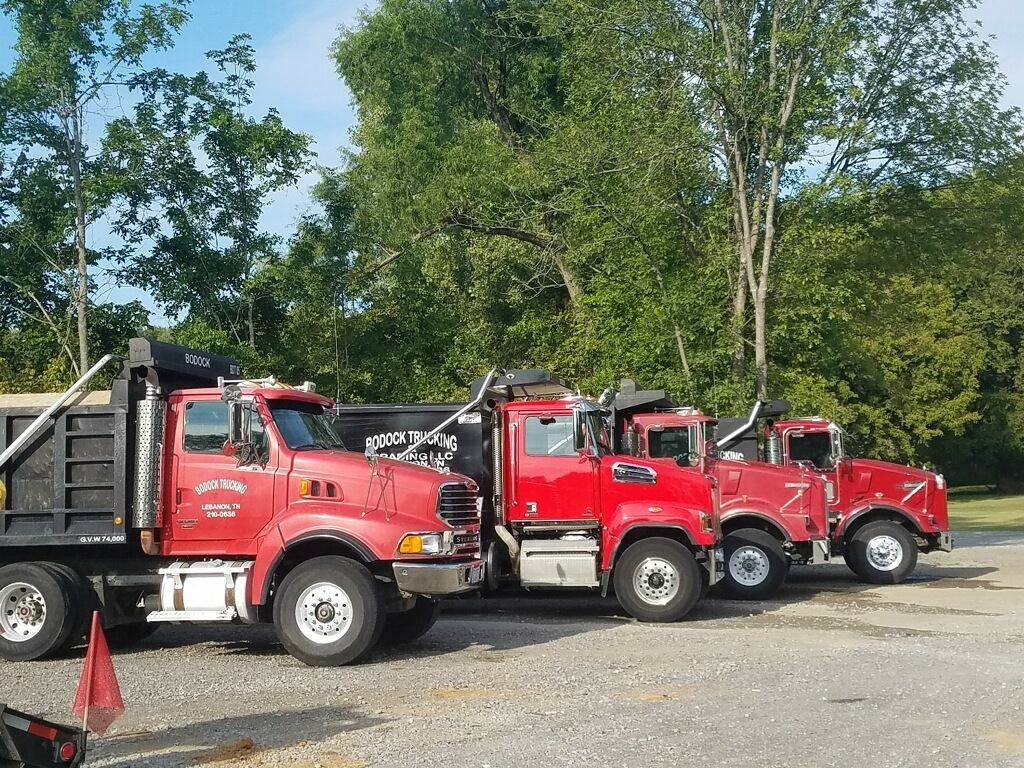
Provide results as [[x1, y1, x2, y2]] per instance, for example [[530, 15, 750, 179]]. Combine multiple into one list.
[[105, 622, 159, 649], [0, 562, 77, 661], [379, 597, 441, 647], [845, 521, 918, 584], [273, 556, 383, 666], [613, 537, 702, 622], [719, 528, 788, 600], [39, 563, 90, 650]]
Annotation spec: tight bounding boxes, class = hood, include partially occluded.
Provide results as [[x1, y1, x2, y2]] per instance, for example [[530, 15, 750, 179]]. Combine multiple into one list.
[[714, 458, 829, 537], [288, 449, 478, 536], [843, 457, 943, 523]]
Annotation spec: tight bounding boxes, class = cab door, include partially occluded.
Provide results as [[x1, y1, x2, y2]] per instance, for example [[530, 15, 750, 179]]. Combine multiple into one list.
[[169, 397, 277, 552], [508, 411, 600, 523]]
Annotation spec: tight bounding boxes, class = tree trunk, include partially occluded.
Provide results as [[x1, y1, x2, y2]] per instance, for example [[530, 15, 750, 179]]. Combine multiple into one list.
[[552, 249, 582, 305], [753, 284, 768, 399], [730, 253, 747, 378], [69, 104, 89, 373], [247, 295, 256, 347]]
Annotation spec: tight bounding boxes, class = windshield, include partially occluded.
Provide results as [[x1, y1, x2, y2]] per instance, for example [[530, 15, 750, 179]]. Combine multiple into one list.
[[788, 431, 834, 470], [269, 401, 347, 451], [648, 426, 697, 459]]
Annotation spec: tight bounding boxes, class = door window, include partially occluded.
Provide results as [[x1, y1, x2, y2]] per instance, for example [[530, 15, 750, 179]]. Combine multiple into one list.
[[184, 401, 229, 454], [525, 416, 575, 456]]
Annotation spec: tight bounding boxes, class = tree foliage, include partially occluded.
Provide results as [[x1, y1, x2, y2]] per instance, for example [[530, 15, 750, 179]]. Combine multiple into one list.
[[2, 0, 1023, 488]]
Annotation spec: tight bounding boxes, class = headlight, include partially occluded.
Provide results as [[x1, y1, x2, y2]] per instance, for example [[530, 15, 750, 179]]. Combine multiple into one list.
[[699, 512, 713, 533], [399, 533, 445, 555]]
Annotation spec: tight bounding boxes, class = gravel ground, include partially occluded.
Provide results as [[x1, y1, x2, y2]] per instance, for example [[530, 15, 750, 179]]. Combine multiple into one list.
[[5, 531, 1024, 768]]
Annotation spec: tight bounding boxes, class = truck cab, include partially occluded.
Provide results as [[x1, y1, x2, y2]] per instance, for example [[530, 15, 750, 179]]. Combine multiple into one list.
[[0, 339, 484, 666], [718, 408, 952, 583], [611, 382, 829, 600], [334, 370, 723, 623]]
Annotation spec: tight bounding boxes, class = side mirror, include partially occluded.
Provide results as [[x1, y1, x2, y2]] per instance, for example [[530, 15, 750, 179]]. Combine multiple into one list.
[[227, 402, 243, 444], [705, 439, 718, 459], [571, 407, 585, 453], [365, 442, 379, 468]]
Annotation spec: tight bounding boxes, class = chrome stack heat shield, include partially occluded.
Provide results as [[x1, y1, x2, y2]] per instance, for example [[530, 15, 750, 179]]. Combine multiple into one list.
[[132, 383, 165, 528]]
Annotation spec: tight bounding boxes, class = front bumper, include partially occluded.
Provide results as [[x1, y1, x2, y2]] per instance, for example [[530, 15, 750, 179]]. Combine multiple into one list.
[[392, 559, 485, 596], [938, 531, 953, 552]]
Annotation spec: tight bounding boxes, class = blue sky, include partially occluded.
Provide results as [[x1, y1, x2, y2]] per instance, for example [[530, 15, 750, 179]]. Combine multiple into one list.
[[1, 0, 1023, 323]]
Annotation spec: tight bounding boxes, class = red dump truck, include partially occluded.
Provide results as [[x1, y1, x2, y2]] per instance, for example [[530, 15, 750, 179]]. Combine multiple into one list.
[[609, 380, 829, 599], [0, 339, 483, 666], [334, 369, 723, 622], [715, 402, 952, 582]]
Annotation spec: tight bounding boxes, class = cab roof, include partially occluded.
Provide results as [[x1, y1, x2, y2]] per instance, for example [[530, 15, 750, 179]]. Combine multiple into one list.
[[172, 387, 334, 408]]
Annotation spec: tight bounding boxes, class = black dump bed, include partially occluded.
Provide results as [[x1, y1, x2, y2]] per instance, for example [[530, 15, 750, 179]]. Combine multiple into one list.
[[0, 339, 239, 550], [332, 403, 489, 484], [0, 705, 85, 768]]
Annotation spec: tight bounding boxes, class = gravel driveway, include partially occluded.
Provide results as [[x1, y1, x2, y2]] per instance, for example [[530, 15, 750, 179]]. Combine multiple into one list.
[[5, 531, 1024, 768]]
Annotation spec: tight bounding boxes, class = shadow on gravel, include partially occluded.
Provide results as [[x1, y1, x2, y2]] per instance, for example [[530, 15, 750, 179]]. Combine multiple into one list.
[[438, 561, 1009, 627], [94, 705, 386, 767]]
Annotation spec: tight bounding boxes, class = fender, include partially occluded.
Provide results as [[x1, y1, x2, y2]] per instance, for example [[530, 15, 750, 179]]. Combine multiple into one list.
[[719, 506, 795, 541], [250, 508, 386, 605], [601, 500, 709, 571], [834, 503, 922, 540]]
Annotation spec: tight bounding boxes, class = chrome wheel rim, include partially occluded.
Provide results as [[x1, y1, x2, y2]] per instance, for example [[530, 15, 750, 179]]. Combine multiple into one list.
[[295, 582, 354, 644], [1, 582, 47, 642], [866, 534, 903, 572], [728, 546, 771, 586], [633, 557, 679, 606]]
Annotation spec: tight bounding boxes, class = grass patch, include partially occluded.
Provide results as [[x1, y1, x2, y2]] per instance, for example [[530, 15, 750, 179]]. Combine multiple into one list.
[[948, 493, 1024, 531]]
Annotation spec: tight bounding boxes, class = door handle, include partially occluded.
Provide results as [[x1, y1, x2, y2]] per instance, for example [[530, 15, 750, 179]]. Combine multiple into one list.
[[176, 489, 182, 504]]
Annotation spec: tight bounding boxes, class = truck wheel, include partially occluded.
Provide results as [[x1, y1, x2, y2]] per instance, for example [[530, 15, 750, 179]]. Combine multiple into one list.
[[0, 563, 77, 661], [845, 521, 918, 584], [40, 563, 90, 649], [613, 537, 702, 622], [273, 556, 383, 666], [379, 597, 441, 647], [105, 622, 159, 649], [720, 528, 788, 600]]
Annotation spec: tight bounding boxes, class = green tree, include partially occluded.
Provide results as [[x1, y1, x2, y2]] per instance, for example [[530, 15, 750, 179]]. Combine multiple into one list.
[[0, 0, 189, 373], [107, 34, 313, 350]]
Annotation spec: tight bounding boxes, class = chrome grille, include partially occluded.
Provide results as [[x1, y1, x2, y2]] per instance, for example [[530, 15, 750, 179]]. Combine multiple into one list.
[[437, 482, 481, 528]]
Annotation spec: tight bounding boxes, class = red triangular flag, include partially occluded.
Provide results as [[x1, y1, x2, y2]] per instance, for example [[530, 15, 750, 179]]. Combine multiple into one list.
[[72, 612, 125, 735]]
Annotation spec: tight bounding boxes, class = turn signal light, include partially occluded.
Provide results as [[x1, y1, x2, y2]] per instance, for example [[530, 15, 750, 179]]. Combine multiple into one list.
[[399, 534, 424, 554], [298, 479, 311, 496]]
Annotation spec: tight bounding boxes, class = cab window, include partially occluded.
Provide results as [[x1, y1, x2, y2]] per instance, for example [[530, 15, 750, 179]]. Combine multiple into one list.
[[184, 401, 229, 454], [525, 416, 575, 456], [788, 432, 834, 469], [648, 427, 695, 459]]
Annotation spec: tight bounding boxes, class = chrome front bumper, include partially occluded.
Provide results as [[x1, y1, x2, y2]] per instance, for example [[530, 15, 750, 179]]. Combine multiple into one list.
[[393, 559, 485, 596], [938, 531, 953, 552]]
